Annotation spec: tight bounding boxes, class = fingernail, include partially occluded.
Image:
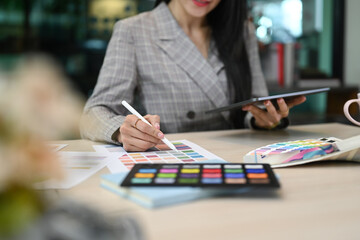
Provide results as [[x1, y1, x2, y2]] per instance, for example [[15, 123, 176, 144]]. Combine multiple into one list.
[[157, 132, 164, 138], [278, 98, 284, 103], [155, 123, 160, 129], [265, 100, 270, 106]]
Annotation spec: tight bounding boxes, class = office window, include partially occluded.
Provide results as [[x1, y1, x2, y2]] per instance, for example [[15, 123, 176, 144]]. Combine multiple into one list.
[[0, 0, 154, 97]]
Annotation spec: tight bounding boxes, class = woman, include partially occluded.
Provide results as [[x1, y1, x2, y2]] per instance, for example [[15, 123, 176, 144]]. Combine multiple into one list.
[[80, 0, 305, 151]]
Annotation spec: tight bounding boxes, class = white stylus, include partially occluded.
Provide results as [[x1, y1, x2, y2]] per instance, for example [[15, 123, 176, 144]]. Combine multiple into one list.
[[121, 100, 177, 151]]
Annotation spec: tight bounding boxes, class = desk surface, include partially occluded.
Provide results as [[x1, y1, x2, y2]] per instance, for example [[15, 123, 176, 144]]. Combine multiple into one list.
[[57, 123, 360, 240]]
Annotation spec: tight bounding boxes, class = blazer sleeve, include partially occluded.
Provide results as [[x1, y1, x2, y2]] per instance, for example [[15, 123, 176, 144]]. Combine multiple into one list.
[[80, 21, 137, 144]]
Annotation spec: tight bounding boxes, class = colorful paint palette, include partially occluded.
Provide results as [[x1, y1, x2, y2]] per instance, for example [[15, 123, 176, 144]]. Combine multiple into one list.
[[117, 141, 213, 170], [121, 163, 280, 188]]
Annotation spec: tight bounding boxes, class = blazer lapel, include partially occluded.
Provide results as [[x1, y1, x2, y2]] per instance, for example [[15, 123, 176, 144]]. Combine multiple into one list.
[[152, 3, 229, 115]]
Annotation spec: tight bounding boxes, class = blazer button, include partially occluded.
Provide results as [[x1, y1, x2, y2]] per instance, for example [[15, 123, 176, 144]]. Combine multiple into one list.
[[187, 111, 195, 119]]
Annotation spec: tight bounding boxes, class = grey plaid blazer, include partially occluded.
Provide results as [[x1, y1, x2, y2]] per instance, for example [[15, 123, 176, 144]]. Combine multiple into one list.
[[80, 2, 268, 144]]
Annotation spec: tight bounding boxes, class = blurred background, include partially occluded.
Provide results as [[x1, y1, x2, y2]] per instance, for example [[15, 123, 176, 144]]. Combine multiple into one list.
[[0, 0, 359, 125]]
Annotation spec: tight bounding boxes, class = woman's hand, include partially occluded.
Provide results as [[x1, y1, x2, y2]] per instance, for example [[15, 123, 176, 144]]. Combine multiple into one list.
[[242, 96, 306, 129], [118, 114, 165, 151]]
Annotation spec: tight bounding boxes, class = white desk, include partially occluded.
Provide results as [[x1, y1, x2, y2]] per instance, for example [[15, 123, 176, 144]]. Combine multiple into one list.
[[57, 123, 360, 240]]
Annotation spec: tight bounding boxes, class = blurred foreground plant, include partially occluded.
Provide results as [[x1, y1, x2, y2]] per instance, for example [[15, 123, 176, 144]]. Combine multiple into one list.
[[0, 54, 84, 237]]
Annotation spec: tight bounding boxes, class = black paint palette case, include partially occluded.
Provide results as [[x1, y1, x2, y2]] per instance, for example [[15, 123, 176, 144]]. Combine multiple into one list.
[[121, 163, 280, 188]]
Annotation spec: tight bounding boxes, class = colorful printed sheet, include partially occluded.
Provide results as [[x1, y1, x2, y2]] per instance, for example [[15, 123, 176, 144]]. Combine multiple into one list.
[[244, 136, 360, 168], [93, 140, 225, 173]]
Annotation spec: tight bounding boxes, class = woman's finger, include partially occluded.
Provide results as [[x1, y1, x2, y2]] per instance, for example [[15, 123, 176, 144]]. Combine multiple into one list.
[[121, 119, 162, 145], [122, 139, 155, 152], [247, 105, 276, 128], [120, 114, 163, 151], [145, 114, 161, 129], [135, 119, 164, 140], [264, 100, 281, 123], [125, 126, 161, 145], [287, 96, 307, 108], [276, 98, 289, 118]]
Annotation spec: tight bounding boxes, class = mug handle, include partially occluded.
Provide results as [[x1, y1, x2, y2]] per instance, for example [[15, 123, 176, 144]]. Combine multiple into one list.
[[343, 93, 360, 126]]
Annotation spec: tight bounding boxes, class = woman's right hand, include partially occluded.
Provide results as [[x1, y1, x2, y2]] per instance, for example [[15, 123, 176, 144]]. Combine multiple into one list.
[[118, 114, 165, 151]]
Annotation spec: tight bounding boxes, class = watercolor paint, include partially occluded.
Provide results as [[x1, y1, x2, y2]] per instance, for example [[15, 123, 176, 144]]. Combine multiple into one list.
[[121, 163, 280, 188]]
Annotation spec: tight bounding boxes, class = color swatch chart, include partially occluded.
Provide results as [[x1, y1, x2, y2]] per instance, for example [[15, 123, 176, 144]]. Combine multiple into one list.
[[94, 140, 224, 172], [244, 138, 338, 165], [118, 141, 214, 170], [121, 163, 280, 188]]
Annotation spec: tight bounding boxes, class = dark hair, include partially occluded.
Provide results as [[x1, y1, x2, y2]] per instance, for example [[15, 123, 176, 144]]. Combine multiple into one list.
[[154, 0, 251, 128]]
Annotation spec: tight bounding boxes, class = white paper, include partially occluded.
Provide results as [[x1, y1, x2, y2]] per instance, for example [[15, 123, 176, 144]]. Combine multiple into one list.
[[36, 152, 111, 189], [93, 144, 127, 154]]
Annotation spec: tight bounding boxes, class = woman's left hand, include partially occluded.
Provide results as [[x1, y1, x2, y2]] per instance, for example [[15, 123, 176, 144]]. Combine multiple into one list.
[[242, 96, 306, 129]]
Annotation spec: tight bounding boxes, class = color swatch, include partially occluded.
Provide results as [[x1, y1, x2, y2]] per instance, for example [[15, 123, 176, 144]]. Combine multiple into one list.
[[121, 163, 280, 188], [117, 141, 213, 170], [244, 138, 339, 165]]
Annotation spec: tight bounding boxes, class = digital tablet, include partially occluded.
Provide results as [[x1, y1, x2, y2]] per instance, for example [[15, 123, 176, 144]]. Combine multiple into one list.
[[205, 87, 330, 114]]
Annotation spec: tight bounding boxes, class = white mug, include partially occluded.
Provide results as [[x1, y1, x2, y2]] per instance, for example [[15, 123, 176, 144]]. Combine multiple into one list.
[[343, 93, 360, 126]]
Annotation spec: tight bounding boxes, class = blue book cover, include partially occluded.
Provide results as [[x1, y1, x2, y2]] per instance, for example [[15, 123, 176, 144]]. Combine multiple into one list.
[[101, 172, 254, 209], [101, 159, 255, 208]]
